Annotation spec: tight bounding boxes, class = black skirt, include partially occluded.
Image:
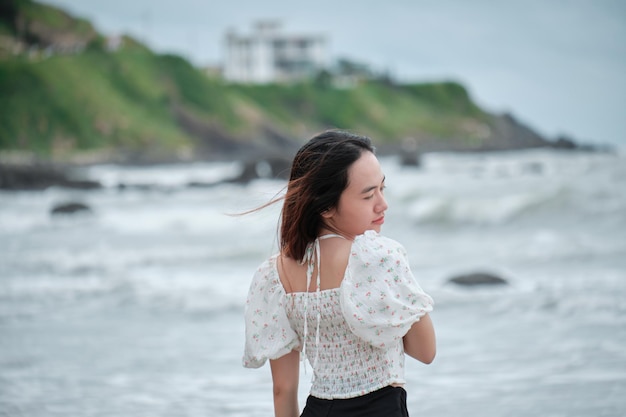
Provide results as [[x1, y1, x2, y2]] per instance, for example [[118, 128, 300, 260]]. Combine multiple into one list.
[[300, 385, 409, 417]]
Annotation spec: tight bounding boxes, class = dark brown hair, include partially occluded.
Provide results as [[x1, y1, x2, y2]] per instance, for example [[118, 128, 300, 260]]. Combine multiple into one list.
[[280, 130, 375, 261]]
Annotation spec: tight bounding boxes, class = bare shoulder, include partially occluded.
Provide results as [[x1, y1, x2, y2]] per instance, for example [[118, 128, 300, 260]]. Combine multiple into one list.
[[319, 238, 352, 289], [276, 253, 307, 293], [320, 237, 352, 261]]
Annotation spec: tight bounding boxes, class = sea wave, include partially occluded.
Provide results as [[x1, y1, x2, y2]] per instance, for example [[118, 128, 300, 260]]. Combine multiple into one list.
[[403, 186, 568, 225], [385, 150, 626, 226], [82, 161, 244, 188], [0, 263, 251, 323]]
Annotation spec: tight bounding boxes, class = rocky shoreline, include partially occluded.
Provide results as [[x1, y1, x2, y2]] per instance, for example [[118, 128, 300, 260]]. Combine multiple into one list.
[[0, 153, 294, 191], [0, 136, 609, 192], [0, 161, 101, 191]]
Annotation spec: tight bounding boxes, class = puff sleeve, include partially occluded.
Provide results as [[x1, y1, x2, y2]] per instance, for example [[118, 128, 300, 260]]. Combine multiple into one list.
[[340, 231, 434, 348], [243, 256, 301, 368]]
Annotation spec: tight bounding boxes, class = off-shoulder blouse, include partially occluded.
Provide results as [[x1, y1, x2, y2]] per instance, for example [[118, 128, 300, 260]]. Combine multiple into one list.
[[243, 230, 433, 399]]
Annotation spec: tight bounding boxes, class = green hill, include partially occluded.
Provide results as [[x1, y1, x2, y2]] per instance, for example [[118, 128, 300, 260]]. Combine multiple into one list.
[[0, 0, 559, 163]]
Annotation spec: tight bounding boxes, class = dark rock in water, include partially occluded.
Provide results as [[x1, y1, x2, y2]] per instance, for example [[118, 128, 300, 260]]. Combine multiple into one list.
[[400, 152, 421, 167], [1, 163, 64, 190], [522, 161, 543, 175], [552, 135, 578, 150], [229, 155, 292, 183], [0, 163, 101, 190], [116, 182, 164, 192], [61, 178, 102, 190], [186, 181, 219, 188], [232, 159, 261, 183], [448, 272, 508, 286], [50, 202, 92, 215], [399, 137, 421, 167]]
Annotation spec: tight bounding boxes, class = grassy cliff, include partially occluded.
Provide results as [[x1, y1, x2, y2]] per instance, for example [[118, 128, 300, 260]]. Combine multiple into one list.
[[0, 0, 552, 163], [1, 44, 242, 158]]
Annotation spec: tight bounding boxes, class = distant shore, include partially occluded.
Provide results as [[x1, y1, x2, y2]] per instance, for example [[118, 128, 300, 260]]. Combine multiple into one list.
[[0, 139, 612, 192]]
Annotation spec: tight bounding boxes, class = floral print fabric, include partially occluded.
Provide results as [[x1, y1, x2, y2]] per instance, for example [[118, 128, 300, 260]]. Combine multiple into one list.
[[342, 231, 434, 348], [243, 230, 434, 399]]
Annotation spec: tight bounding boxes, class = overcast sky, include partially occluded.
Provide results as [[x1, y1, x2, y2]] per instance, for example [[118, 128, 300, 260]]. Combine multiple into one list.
[[44, 0, 626, 147]]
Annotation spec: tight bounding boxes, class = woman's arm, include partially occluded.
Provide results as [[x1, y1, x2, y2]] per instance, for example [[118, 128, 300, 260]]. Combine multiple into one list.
[[403, 314, 436, 364], [269, 349, 300, 417]]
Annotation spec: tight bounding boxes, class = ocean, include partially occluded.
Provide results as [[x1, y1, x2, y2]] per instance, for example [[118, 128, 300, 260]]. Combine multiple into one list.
[[1, 148, 625, 417]]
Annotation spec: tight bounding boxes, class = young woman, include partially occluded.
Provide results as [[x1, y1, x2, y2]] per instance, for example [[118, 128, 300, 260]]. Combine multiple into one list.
[[243, 130, 435, 417]]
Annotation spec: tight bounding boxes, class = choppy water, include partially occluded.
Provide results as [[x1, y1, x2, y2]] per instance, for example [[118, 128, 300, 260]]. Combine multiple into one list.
[[1, 149, 625, 416]]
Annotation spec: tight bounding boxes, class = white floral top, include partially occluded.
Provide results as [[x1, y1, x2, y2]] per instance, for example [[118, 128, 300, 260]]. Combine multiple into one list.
[[243, 230, 434, 399]]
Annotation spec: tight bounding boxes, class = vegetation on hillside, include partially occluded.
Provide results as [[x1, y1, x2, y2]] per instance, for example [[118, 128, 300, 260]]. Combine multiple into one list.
[[0, 0, 553, 162]]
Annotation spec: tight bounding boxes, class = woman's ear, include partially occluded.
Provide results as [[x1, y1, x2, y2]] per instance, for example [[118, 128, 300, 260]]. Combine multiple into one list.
[[321, 207, 335, 219]]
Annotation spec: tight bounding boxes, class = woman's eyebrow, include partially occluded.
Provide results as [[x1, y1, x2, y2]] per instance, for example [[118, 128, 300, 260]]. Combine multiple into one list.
[[359, 176, 386, 194]]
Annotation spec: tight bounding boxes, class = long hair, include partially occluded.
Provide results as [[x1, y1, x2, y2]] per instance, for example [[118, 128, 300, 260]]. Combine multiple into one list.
[[280, 130, 375, 261]]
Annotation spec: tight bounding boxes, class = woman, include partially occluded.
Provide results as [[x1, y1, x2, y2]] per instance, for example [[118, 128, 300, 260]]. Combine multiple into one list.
[[243, 130, 435, 417]]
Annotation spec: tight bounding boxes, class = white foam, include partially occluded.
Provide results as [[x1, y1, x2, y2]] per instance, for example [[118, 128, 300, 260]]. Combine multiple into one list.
[[83, 161, 243, 188]]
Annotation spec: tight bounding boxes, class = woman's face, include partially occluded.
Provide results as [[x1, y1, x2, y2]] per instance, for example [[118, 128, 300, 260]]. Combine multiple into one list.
[[322, 151, 388, 239]]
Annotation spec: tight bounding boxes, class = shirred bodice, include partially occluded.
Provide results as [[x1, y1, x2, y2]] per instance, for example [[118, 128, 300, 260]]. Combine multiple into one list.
[[286, 288, 405, 399]]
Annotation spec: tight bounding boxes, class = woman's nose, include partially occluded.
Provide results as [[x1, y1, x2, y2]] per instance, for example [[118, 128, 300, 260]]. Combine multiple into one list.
[[377, 195, 388, 212]]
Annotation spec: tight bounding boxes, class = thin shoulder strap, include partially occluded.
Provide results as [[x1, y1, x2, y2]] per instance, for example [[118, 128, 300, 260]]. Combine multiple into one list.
[[312, 239, 322, 372], [300, 241, 315, 374], [318, 233, 346, 241]]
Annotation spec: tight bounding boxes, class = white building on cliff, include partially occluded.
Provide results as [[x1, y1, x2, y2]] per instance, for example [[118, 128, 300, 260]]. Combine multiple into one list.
[[223, 21, 327, 83]]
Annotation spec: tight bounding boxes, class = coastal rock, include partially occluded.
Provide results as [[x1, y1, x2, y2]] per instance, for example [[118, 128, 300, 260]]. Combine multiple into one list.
[[448, 272, 508, 286], [399, 137, 422, 167], [0, 163, 101, 190], [552, 135, 577, 150], [229, 156, 292, 183], [50, 202, 92, 215], [1, 163, 65, 190], [485, 113, 549, 150]]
